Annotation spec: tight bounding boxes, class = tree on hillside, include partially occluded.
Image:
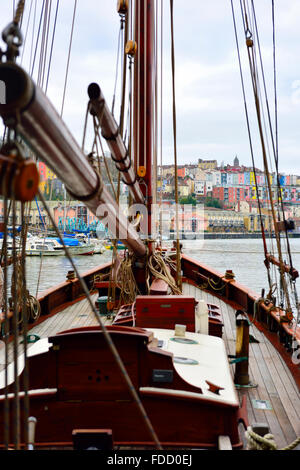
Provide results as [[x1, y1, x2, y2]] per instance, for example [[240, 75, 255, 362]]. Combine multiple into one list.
[[205, 197, 223, 209], [179, 194, 197, 205]]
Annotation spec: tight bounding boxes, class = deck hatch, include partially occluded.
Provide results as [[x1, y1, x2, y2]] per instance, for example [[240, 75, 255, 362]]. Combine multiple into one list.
[[252, 399, 273, 410]]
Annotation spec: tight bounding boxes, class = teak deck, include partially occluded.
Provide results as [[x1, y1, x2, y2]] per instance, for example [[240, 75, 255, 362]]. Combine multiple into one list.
[[2, 286, 300, 450]]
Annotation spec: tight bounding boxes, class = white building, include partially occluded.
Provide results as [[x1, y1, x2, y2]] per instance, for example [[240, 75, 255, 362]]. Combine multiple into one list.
[[194, 180, 206, 195]]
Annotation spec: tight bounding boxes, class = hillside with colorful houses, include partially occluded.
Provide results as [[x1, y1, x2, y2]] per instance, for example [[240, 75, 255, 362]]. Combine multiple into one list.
[[5, 156, 298, 236], [158, 156, 300, 209]]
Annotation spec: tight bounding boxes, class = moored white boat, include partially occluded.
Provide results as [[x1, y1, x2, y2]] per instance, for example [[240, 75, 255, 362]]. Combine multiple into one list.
[[25, 237, 95, 256]]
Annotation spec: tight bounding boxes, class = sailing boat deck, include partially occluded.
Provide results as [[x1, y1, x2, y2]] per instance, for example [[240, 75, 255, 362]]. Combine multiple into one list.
[[182, 283, 300, 450], [3, 286, 299, 450]]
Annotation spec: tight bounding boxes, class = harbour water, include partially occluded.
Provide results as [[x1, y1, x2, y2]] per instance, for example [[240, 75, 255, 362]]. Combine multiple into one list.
[[183, 238, 300, 296], [15, 237, 300, 298]]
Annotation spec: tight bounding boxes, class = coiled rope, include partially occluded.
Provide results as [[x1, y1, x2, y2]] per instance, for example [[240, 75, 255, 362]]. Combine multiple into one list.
[[11, 262, 41, 324], [245, 426, 300, 451], [38, 189, 162, 450], [118, 254, 140, 305], [147, 251, 181, 295]]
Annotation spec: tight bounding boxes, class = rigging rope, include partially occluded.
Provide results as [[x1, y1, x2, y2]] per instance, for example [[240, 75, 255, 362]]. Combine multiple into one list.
[[45, 0, 59, 93], [230, 0, 272, 291], [30, 0, 46, 77], [239, 1, 292, 315], [92, 118, 118, 200], [37, 188, 163, 450], [159, 0, 163, 242], [13, 0, 26, 25], [250, 1, 294, 274], [20, 0, 34, 64], [39, 0, 52, 90], [169, 0, 182, 292], [148, 250, 181, 295], [112, 23, 122, 117], [28, 0, 37, 71], [60, 0, 77, 117], [118, 253, 140, 305]]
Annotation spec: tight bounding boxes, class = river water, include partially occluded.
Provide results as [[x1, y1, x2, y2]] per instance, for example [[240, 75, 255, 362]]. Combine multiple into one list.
[[14, 237, 300, 298]]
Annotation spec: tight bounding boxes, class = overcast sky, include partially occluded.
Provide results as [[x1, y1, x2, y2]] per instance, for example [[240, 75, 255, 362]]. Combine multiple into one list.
[[1, 0, 300, 175]]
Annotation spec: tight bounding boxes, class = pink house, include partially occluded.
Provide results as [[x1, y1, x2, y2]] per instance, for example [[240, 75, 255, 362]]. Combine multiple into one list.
[[238, 173, 244, 184], [53, 205, 97, 227]]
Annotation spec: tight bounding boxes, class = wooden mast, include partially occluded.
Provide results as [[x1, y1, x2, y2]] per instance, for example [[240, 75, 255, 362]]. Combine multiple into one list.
[[133, 0, 155, 240]]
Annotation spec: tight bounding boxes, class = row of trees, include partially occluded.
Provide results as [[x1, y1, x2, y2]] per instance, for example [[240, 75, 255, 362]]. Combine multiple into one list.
[[179, 194, 224, 208]]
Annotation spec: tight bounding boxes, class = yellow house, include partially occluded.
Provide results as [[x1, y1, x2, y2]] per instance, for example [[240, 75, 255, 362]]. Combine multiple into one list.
[[250, 171, 256, 185], [187, 179, 195, 193], [178, 185, 189, 197], [198, 159, 217, 170], [164, 184, 173, 194]]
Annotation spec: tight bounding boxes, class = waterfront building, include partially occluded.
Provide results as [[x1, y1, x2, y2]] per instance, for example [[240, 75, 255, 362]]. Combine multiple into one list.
[[198, 158, 218, 170]]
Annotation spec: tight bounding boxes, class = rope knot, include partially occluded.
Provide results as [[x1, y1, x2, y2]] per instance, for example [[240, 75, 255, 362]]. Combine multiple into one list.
[[245, 426, 277, 450]]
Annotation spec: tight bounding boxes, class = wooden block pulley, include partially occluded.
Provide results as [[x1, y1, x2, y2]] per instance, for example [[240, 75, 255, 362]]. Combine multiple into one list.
[[0, 152, 39, 202]]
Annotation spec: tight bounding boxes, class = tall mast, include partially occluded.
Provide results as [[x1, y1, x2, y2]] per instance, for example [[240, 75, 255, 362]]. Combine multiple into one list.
[[133, 0, 155, 239]]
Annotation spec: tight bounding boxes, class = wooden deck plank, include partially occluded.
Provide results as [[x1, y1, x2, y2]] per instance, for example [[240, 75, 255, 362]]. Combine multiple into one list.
[[221, 302, 236, 342], [193, 286, 299, 450], [2, 282, 299, 450], [258, 342, 300, 437], [31, 294, 97, 339], [264, 341, 300, 415], [247, 344, 289, 448]]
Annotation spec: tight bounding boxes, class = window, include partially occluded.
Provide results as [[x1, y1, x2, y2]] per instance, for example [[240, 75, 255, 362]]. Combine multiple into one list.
[[36, 244, 48, 250]]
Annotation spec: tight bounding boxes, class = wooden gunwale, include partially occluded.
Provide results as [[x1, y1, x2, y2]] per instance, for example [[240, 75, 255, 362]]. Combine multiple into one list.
[[3, 254, 299, 391], [181, 254, 300, 390], [0, 262, 112, 335]]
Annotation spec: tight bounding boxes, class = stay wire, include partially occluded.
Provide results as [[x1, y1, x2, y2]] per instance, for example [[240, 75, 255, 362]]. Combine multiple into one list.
[[45, 0, 59, 94], [239, 1, 292, 312], [29, 0, 37, 73], [169, 0, 182, 292], [231, 0, 271, 289], [20, 0, 34, 65], [40, 0, 52, 90], [251, 0, 294, 275], [37, 0, 49, 86], [30, 0, 46, 77], [60, 0, 77, 117], [112, 24, 122, 116]]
